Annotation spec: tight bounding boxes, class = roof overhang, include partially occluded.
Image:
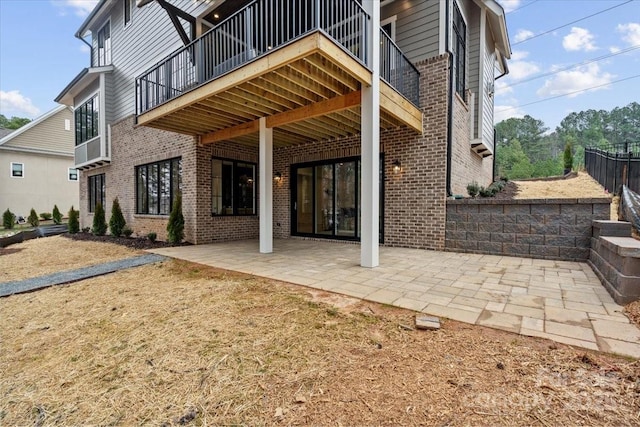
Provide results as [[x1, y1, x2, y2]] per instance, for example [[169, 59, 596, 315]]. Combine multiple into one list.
[[55, 66, 114, 106], [483, 0, 511, 61], [75, 0, 116, 38]]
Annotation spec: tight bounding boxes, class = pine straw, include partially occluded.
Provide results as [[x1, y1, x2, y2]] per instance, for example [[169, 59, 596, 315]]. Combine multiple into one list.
[[0, 235, 140, 282], [1, 259, 639, 426], [514, 172, 611, 200]]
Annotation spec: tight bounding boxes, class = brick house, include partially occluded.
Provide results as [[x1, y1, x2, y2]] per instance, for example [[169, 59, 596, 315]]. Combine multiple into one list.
[[55, 0, 510, 267]]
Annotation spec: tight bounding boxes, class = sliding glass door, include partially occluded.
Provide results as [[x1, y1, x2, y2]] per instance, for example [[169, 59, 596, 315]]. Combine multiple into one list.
[[291, 156, 383, 241]]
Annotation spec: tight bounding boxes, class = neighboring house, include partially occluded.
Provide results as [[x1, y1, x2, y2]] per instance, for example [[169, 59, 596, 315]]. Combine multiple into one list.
[[0, 105, 79, 218], [56, 0, 509, 267]]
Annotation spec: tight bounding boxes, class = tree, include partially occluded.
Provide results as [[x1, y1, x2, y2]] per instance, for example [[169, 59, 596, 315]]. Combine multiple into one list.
[[109, 198, 126, 237], [92, 203, 107, 236], [52, 205, 62, 225], [68, 206, 79, 234], [2, 209, 14, 230], [0, 114, 31, 130], [27, 208, 39, 227], [167, 193, 184, 244], [563, 143, 573, 174]]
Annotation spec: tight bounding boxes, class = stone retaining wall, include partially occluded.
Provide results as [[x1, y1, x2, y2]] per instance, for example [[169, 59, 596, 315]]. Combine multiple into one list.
[[445, 198, 611, 261]]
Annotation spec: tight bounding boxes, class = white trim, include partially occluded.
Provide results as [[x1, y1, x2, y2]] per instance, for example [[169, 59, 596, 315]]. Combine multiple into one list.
[[380, 15, 397, 41], [123, 0, 132, 27], [380, 0, 397, 6], [0, 145, 73, 157], [99, 73, 108, 158], [0, 105, 70, 147], [96, 18, 112, 66], [477, 6, 486, 141], [10, 162, 24, 178], [439, 0, 446, 54], [68, 167, 79, 181]]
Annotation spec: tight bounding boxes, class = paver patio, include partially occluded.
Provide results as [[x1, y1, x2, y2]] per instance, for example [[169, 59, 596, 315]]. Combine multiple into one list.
[[149, 239, 640, 358]]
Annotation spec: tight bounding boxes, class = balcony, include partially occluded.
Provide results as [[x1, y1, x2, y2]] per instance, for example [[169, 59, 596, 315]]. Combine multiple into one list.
[[135, 0, 422, 145]]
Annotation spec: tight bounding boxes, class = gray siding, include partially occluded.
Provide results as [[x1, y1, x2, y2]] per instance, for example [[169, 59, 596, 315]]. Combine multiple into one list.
[[466, 4, 480, 134], [74, 80, 100, 106], [89, 0, 210, 122], [104, 72, 115, 126], [481, 21, 496, 150], [382, 0, 440, 64]]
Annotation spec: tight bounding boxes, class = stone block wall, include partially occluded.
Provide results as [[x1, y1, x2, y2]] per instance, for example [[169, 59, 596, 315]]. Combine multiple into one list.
[[445, 198, 612, 261]]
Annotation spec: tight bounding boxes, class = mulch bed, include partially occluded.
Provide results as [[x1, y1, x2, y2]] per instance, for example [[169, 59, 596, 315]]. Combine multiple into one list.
[[63, 232, 182, 250], [489, 180, 519, 200]]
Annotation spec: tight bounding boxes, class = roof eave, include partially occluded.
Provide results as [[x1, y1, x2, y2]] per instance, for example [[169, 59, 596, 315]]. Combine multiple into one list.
[[483, 0, 511, 60]]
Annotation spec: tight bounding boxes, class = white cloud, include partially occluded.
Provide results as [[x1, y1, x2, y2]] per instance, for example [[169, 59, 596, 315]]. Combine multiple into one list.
[[79, 43, 91, 53], [609, 46, 622, 54], [536, 63, 614, 98], [494, 104, 525, 123], [562, 27, 597, 52], [514, 29, 534, 43], [497, 0, 522, 13], [617, 23, 640, 46], [0, 90, 41, 118], [495, 79, 513, 95], [59, 0, 99, 17], [505, 50, 540, 81]]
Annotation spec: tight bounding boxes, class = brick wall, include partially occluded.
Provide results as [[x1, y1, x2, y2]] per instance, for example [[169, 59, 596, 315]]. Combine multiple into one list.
[[449, 93, 492, 196], [445, 198, 612, 261]]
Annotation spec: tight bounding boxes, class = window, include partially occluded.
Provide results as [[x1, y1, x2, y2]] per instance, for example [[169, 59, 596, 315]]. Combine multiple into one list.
[[97, 22, 111, 66], [381, 15, 396, 40], [136, 158, 182, 215], [452, 1, 467, 101], [75, 94, 100, 146], [211, 158, 256, 216], [88, 174, 105, 213], [124, 0, 131, 25], [68, 168, 78, 181], [11, 162, 23, 178]]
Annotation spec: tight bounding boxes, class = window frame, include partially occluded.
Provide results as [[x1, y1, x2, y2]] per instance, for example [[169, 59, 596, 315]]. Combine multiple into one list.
[[135, 157, 182, 215], [211, 157, 257, 216], [124, 0, 132, 26], [74, 92, 100, 146], [88, 173, 105, 213], [96, 20, 111, 66], [68, 168, 79, 182], [10, 162, 24, 178], [381, 15, 397, 41], [452, 1, 467, 102]]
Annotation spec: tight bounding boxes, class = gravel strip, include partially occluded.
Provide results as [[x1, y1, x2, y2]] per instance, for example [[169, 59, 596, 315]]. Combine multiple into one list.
[[0, 254, 166, 297]]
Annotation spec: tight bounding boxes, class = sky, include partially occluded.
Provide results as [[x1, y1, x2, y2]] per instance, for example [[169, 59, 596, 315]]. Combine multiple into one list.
[[0, 0, 639, 132]]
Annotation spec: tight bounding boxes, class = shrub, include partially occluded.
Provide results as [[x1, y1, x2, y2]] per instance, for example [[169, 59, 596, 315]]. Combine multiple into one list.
[[466, 181, 480, 198], [122, 227, 134, 237], [40, 212, 52, 221], [478, 186, 495, 198], [92, 203, 107, 236], [2, 209, 14, 230], [82, 227, 91, 233], [52, 205, 62, 224], [68, 206, 79, 234], [28, 208, 39, 227], [109, 198, 126, 237], [563, 143, 573, 173], [147, 232, 157, 242], [167, 193, 184, 244]]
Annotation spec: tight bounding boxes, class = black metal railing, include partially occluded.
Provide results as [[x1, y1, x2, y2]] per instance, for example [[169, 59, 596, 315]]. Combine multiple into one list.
[[585, 142, 640, 194], [136, 0, 420, 116]]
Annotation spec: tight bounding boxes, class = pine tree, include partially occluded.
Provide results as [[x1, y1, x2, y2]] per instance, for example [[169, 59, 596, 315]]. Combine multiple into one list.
[[27, 208, 39, 227], [68, 206, 79, 234], [563, 143, 573, 174], [109, 197, 126, 237], [167, 193, 184, 244], [92, 203, 107, 236], [2, 209, 14, 230], [52, 204, 62, 225]]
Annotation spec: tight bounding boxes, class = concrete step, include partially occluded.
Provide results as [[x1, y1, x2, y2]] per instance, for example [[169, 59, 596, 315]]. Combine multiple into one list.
[[592, 220, 632, 238]]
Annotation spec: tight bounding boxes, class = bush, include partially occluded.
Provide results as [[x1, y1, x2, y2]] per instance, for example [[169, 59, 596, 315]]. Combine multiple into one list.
[[92, 203, 107, 236], [68, 206, 79, 234], [28, 208, 39, 227], [147, 232, 157, 242], [167, 193, 184, 244], [40, 212, 52, 221], [109, 197, 126, 237], [122, 227, 134, 237], [478, 186, 494, 198], [466, 181, 480, 198], [82, 227, 91, 233], [563, 143, 573, 173], [2, 209, 14, 229], [52, 205, 62, 224]]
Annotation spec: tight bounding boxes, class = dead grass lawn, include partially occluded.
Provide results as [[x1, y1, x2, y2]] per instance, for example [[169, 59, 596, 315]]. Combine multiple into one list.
[[1, 240, 639, 426]]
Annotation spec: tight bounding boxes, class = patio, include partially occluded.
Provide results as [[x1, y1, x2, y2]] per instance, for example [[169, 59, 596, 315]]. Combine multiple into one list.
[[149, 239, 640, 358]]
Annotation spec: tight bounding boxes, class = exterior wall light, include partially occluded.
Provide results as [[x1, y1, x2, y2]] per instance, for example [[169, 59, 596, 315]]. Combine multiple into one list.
[[274, 172, 282, 183], [392, 160, 402, 174]]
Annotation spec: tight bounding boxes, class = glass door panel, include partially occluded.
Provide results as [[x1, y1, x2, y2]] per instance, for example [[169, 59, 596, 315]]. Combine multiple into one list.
[[336, 161, 356, 237], [315, 165, 334, 235], [296, 167, 313, 234]]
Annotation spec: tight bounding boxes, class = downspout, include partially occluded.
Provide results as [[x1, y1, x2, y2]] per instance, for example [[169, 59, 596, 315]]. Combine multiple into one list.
[[492, 54, 509, 181], [76, 35, 93, 67], [445, 0, 454, 197]]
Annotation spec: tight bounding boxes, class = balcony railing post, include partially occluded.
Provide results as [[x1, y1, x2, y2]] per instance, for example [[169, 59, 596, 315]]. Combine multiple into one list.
[[196, 38, 204, 85], [315, 0, 320, 30]]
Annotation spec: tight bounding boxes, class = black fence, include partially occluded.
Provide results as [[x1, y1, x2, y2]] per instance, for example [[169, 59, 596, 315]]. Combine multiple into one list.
[[585, 142, 640, 194]]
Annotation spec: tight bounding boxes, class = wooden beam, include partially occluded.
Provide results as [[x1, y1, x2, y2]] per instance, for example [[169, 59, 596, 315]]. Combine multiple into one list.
[[201, 120, 260, 144], [267, 91, 361, 128], [379, 82, 422, 133]]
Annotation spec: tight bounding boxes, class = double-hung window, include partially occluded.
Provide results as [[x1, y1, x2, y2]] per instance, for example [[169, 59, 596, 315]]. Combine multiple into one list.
[[88, 174, 105, 213], [452, 2, 467, 101], [11, 162, 23, 178], [68, 168, 78, 181], [211, 158, 256, 216], [75, 94, 100, 146], [97, 22, 111, 66], [124, 0, 131, 25], [136, 158, 182, 215]]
